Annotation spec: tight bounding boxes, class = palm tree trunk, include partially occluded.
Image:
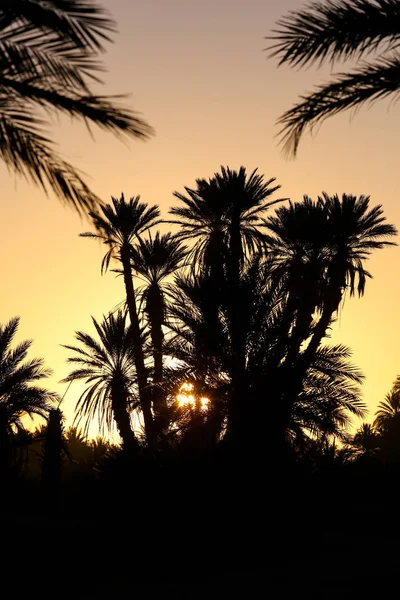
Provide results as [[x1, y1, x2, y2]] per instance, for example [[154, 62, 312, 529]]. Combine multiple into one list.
[[120, 245, 155, 445], [41, 409, 64, 507], [147, 284, 170, 434], [111, 378, 138, 450], [302, 285, 343, 368]]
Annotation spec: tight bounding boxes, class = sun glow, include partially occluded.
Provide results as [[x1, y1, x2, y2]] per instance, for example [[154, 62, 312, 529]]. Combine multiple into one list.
[[176, 383, 210, 411]]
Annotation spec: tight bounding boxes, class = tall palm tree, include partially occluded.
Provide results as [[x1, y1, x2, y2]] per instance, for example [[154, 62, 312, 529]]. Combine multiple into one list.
[[62, 311, 140, 450], [169, 167, 285, 430], [131, 232, 187, 384], [0, 316, 56, 472], [80, 195, 160, 444], [267, 0, 400, 156], [0, 0, 153, 212], [265, 193, 395, 433], [131, 232, 187, 432]]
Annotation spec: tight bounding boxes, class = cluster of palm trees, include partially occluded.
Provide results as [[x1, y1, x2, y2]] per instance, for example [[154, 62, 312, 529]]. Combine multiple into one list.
[[0, 165, 397, 469], [56, 166, 396, 459]]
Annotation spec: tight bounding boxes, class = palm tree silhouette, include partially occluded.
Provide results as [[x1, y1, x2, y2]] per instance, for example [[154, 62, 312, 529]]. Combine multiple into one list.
[[0, 0, 153, 212], [62, 311, 140, 450], [374, 389, 400, 431], [0, 316, 56, 473], [303, 194, 397, 364], [169, 166, 284, 283], [291, 344, 366, 443], [80, 195, 160, 444], [351, 423, 380, 459], [169, 167, 284, 441], [265, 196, 328, 370], [267, 0, 400, 156], [131, 232, 187, 432]]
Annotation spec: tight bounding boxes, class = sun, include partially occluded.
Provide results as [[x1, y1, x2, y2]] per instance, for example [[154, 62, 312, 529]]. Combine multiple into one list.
[[176, 382, 210, 411]]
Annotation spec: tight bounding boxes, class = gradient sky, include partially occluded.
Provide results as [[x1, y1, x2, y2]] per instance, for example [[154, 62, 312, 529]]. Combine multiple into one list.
[[2, 0, 399, 436]]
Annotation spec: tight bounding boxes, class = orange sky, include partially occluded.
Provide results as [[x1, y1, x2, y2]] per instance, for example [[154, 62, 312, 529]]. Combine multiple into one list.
[[1, 0, 399, 435]]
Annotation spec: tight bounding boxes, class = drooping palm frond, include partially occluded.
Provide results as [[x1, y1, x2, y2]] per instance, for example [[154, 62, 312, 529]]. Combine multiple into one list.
[[276, 56, 400, 157], [292, 344, 367, 440], [0, 0, 154, 212], [267, 0, 400, 67], [267, 0, 400, 156]]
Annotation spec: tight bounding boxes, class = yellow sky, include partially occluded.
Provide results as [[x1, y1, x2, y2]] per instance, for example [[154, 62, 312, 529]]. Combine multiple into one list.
[[1, 0, 399, 433]]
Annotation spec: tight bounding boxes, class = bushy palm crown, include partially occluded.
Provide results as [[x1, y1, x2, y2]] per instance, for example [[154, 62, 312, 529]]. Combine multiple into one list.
[[267, 0, 400, 156], [80, 194, 161, 272], [0, 317, 56, 430], [266, 193, 397, 301], [0, 0, 153, 212], [374, 380, 400, 431], [131, 232, 187, 293], [62, 311, 139, 436], [131, 231, 187, 331], [168, 166, 284, 271]]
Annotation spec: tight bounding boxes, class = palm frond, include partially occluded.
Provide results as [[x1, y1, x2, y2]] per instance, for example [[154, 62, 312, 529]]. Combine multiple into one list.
[[277, 55, 400, 157], [267, 0, 400, 68]]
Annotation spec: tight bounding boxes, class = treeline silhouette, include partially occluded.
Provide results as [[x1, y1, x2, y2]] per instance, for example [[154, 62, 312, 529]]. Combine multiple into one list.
[[2, 166, 399, 596]]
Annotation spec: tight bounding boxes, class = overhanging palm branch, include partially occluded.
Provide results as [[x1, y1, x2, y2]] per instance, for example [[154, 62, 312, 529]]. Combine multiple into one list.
[[0, 0, 153, 212], [266, 0, 400, 156]]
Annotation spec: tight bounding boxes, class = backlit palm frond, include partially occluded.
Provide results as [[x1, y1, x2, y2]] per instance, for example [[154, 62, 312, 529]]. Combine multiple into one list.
[[0, 0, 154, 212], [0, 101, 100, 213], [267, 0, 400, 67], [277, 55, 400, 157], [0, 0, 117, 54]]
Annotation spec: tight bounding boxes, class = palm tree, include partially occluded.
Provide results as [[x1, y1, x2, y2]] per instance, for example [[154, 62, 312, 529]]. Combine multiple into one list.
[[62, 311, 140, 450], [131, 232, 187, 432], [264, 193, 396, 428], [0, 316, 56, 473], [80, 195, 160, 444], [374, 389, 400, 431], [302, 194, 397, 365], [0, 0, 153, 212], [169, 167, 285, 437], [351, 423, 380, 459], [267, 0, 400, 156]]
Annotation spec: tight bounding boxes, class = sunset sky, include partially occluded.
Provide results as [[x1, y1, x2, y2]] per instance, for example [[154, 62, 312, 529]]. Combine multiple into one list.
[[2, 0, 399, 435]]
